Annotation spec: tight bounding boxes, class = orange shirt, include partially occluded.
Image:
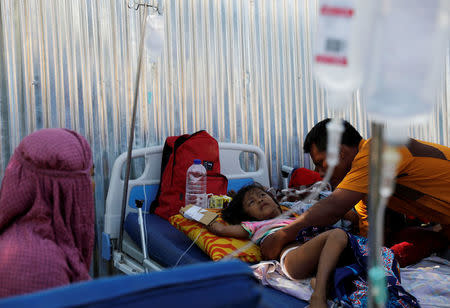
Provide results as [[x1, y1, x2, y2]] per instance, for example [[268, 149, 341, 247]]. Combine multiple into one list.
[[337, 139, 450, 237]]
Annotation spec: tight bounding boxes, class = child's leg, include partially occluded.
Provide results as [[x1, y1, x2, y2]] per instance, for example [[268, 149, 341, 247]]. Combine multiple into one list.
[[282, 229, 349, 307], [310, 229, 348, 307], [282, 229, 338, 279]]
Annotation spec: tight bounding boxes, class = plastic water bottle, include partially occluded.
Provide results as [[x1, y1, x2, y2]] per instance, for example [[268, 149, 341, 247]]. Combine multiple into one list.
[[185, 159, 207, 208]]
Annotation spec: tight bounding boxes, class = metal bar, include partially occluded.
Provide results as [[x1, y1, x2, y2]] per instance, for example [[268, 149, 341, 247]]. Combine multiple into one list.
[[118, 6, 149, 252], [367, 122, 385, 308]]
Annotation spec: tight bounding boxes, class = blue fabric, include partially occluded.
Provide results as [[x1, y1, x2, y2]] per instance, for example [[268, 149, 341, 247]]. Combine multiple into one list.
[[0, 260, 261, 308], [101, 232, 111, 261], [257, 285, 308, 308], [124, 213, 210, 267], [336, 235, 419, 308]]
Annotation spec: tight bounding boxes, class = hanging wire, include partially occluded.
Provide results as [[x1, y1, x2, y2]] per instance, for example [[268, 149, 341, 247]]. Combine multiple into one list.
[[128, 0, 162, 15]]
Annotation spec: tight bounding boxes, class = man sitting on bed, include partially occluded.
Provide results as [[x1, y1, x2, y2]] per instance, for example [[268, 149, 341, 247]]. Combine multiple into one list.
[[262, 118, 450, 264]]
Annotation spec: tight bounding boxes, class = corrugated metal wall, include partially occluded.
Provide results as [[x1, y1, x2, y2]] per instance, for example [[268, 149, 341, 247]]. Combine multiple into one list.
[[1, 0, 448, 277]]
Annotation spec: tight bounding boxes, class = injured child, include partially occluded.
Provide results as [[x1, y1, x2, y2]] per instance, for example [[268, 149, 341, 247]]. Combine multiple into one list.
[[207, 183, 419, 308]]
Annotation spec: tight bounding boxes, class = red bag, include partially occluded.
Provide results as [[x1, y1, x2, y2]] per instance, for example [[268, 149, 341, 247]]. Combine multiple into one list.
[[152, 130, 228, 220], [288, 168, 322, 188]]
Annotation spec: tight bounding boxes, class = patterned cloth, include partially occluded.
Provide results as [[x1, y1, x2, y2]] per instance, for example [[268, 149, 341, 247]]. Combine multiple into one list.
[[241, 217, 297, 245], [296, 227, 420, 308], [169, 214, 262, 262], [0, 129, 94, 298]]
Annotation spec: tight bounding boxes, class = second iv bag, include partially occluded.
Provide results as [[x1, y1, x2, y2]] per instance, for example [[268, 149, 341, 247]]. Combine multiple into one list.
[[364, 0, 449, 124], [313, 0, 375, 110], [145, 13, 165, 62]]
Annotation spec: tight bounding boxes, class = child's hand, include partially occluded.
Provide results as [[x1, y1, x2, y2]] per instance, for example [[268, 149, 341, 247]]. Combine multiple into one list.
[[206, 221, 224, 234]]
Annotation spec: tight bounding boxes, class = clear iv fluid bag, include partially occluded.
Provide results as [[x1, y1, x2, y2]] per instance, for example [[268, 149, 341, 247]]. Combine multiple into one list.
[[365, 0, 449, 124], [313, 0, 375, 109], [145, 14, 165, 62]]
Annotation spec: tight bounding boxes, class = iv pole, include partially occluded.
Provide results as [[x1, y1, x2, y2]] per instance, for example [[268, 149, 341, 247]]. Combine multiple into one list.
[[118, 5, 149, 253], [367, 123, 386, 308]]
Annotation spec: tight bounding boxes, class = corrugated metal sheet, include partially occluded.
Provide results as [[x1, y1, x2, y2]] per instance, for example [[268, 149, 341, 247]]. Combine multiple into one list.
[[0, 0, 449, 277]]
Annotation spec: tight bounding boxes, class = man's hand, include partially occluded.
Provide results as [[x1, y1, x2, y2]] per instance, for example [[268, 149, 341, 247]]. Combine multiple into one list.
[[260, 228, 289, 260]]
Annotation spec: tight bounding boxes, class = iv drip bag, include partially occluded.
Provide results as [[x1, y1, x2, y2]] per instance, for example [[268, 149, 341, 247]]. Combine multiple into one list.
[[145, 13, 165, 62], [364, 0, 449, 125], [313, 0, 375, 110]]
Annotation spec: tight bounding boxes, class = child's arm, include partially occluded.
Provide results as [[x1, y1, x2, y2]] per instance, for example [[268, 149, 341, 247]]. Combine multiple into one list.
[[207, 221, 249, 238]]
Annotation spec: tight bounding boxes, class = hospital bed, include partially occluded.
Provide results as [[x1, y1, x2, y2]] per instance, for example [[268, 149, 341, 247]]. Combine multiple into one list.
[[102, 142, 308, 307]]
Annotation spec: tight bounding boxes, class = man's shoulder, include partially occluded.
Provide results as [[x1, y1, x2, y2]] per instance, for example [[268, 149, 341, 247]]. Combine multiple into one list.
[[408, 139, 450, 159], [353, 139, 370, 160]]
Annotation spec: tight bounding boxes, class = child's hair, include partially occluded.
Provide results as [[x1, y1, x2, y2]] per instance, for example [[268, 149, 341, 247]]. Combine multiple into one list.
[[221, 182, 279, 224]]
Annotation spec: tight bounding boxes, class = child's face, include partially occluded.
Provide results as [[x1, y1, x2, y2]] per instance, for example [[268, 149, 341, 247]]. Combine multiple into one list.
[[242, 188, 281, 220]]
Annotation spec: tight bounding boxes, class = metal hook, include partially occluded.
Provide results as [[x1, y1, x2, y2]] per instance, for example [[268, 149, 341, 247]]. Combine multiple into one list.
[[127, 0, 162, 15]]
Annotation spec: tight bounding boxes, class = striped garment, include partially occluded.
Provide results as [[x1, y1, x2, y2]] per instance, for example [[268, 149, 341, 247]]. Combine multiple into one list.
[[241, 217, 296, 245]]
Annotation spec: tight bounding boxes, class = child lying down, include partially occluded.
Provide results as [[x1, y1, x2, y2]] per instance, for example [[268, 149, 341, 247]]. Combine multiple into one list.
[[207, 183, 419, 308]]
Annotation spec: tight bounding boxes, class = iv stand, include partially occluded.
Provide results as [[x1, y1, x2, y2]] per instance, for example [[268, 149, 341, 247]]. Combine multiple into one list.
[[118, 6, 149, 253], [367, 122, 387, 308]]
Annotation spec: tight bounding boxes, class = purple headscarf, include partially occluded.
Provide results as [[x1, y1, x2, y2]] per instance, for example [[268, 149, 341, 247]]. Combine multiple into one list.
[[0, 128, 94, 298]]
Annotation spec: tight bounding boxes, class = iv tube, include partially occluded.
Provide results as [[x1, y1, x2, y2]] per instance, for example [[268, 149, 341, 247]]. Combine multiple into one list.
[[369, 142, 401, 306]]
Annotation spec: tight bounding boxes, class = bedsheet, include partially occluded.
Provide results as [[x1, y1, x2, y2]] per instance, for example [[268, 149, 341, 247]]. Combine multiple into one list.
[[400, 256, 450, 308], [253, 256, 450, 307], [252, 260, 313, 301]]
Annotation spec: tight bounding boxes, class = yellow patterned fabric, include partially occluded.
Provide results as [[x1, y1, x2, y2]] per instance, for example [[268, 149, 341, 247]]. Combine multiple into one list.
[[168, 214, 262, 262]]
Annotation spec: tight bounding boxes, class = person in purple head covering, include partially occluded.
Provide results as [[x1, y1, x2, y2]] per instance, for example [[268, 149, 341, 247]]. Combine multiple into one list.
[[0, 128, 94, 298]]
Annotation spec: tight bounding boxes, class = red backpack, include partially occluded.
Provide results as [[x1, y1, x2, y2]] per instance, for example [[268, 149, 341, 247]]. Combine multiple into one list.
[[152, 130, 228, 220]]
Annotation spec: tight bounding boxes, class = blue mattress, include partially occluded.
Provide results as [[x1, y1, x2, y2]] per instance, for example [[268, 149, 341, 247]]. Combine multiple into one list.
[[259, 285, 308, 307], [124, 212, 308, 307], [125, 212, 210, 267], [0, 260, 263, 308]]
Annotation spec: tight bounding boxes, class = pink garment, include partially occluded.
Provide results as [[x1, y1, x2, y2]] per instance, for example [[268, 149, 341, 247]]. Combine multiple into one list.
[[241, 217, 296, 245], [0, 128, 94, 298]]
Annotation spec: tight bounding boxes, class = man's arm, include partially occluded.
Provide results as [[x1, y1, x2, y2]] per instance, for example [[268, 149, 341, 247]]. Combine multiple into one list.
[[260, 188, 364, 260], [343, 208, 360, 225]]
